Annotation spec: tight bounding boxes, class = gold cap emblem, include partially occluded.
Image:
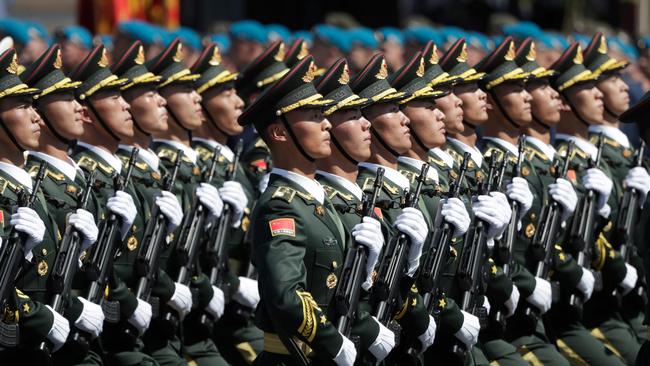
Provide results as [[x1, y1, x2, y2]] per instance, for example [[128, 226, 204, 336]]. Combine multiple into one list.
[[375, 58, 388, 79], [297, 41, 309, 60], [98, 48, 109, 67], [573, 45, 584, 64], [209, 46, 222, 66], [127, 236, 138, 251], [6, 53, 19, 74], [338, 63, 350, 84], [416, 57, 425, 77], [173, 43, 183, 62], [505, 41, 516, 61], [526, 41, 536, 62], [135, 45, 145, 65], [274, 42, 286, 62], [598, 34, 608, 54], [326, 273, 338, 289], [457, 43, 468, 63], [302, 61, 317, 82], [429, 44, 439, 65], [54, 49, 63, 69], [37, 260, 48, 276]]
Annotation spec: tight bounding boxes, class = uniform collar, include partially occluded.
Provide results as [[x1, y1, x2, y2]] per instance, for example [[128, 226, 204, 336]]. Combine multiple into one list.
[[192, 137, 234, 162], [27, 151, 81, 181], [525, 136, 556, 160], [556, 134, 598, 161], [429, 147, 455, 169], [358, 162, 410, 191], [398, 156, 439, 183], [119, 144, 160, 171], [0, 162, 32, 191], [153, 139, 198, 164], [448, 137, 483, 168], [77, 141, 123, 173], [482, 136, 518, 157], [588, 124, 630, 148], [315, 170, 364, 201], [271, 168, 325, 204]]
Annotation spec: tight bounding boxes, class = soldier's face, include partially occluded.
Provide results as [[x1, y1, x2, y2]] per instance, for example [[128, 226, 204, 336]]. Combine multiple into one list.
[[527, 80, 561, 125], [597, 74, 630, 116], [90, 90, 134, 138], [39, 91, 85, 139], [401, 99, 446, 149], [564, 83, 604, 125], [283, 108, 332, 159], [328, 107, 372, 162], [122, 86, 168, 134], [160, 84, 204, 130], [0, 96, 43, 150], [436, 92, 464, 134], [364, 102, 411, 154], [491, 81, 533, 126], [454, 82, 489, 125], [202, 86, 245, 136]]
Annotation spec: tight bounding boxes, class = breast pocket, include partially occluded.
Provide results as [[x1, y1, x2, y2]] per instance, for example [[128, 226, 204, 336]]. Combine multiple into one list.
[[308, 245, 343, 310]]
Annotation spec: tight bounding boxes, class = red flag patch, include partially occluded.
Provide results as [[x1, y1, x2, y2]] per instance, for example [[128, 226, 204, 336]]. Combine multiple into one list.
[[567, 169, 577, 184], [269, 218, 296, 237], [251, 159, 268, 171], [373, 207, 384, 221]]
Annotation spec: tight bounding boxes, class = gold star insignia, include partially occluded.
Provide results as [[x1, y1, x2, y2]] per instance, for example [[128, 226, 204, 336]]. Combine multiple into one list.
[[438, 298, 446, 309], [320, 315, 327, 324], [22, 303, 30, 314], [411, 298, 417, 307], [558, 252, 566, 262], [491, 265, 497, 275]]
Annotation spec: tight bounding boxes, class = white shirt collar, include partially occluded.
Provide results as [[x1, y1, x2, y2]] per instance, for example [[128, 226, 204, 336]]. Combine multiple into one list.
[[448, 137, 483, 168], [525, 136, 556, 160], [118, 145, 160, 171], [588, 125, 630, 148], [315, 170, 364, 201], [153, 139, 198, 164], [555, 134, 598, 161], [77, 141, 122, 173], [0, 162, 32, 191], [397, 156, 439, 183], [271, 168, 325, 204], [358, 162, 411, 191], [27, 151, 80, 181], [429, 147, 455, 169], [192, 138, 234, 162], [482, 136, 519, 157]]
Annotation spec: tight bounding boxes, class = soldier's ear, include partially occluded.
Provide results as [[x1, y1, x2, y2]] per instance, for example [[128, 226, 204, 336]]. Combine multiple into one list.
[[557, 94, 571, 111], [79, 104, 93, 124], [267, 121, 288, 142]]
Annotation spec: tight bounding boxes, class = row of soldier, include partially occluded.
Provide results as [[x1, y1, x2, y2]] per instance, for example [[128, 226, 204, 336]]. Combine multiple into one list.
[[0, 22, 648, 366]]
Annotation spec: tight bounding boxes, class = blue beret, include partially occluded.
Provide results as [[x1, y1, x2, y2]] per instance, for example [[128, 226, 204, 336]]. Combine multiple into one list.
[[403, 27, 443, 47], [502, 21, 543, 39], [266, 24, 291, 43], [170, 27, 202, 50], [313, 25, 351, 53], [439, 26, 465, 45], [118, 20, 168, 46], [59, 25, 93, 49], [377, 27, 403, 45], [347, 27, 378, 49], [96, 34, 113, 50], [608, 36, 638, 60], [209, 33, 231, 54], [539, 32, 568, 50], [571, 33, 591, 48], [292, 30, 313, 46], [0, 19, 45, 45], [467, 32, 493, 51], [230, 20, 267, 43]]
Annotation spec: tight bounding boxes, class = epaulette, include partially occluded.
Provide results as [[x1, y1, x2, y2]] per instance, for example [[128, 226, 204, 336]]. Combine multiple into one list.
[[524, 145, 551, 162], [271, 186, 296, 203], [382, 180, 400, 195], [77, 155, 116, 175], [483, 146, 505, 161], [399, 169, 417, 184], [195, 145, 214, 162], [445, 147, 463, 165], [361, 177, 375, 192], [557, 143, 589, 161], [254, 138, 269, 150], [157, 148, 178, 162], [589, 134, 621, 149], [0, 176, 8, 195], [322, 185, 338, 200], [27, 165, 63, 182], [427, 154, 447, 168]]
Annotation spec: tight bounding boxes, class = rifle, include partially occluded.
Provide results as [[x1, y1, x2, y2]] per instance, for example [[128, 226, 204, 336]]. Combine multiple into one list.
[[0, 161, 47, 347], [39, 170, 96, 356], [569, 134, 605, 308]]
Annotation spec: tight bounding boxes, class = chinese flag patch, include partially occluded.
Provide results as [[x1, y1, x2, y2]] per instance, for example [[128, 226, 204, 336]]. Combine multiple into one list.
[[566, 169, 577, 184], [269, 218, 296, 237], [0, 210, 3, 227], [373, 207, 383, 221], [251, 159, 268, 171]]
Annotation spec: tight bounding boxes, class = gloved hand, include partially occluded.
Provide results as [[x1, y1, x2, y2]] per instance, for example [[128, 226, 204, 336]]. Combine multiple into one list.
[[11, 206, 45, 259], [45, 305, 70, 352], [368, 317, 395, 362], [233, 277, 260, 309], [624, 166, 650, 205], [504, 285, 520, 317], [128, 298, 152, 335], [394, 207, 427, 277], [620, 263, 639, 295], [436, 197, 471, 237], [352, 216, 384, 289], [75, 297, 104, 338], [219, 181, 248, 227], [482, 296, 491, 315], [455, 310, 480, 348], [473, 194, 509, 239], [155, 191, 183, 230], [549, 178, 578, 222], [526, 277, 552, 314], [167, 282, 192, 317], [577, 267, 595, 301], [581, 168, 613, 210], [506, 177, 533, 219], [196, 183, 223, 220], [333, 334, 357, 366], [68, 209, 98, 250], [418, 315, 437, 351], [258, 173, 270, 194], [106, 190, 137, 237], [206, 285, 225, 320]]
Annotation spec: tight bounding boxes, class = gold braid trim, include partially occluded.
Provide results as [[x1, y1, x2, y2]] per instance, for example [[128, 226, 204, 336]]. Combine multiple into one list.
[[296, 290, 319, 342], [592, 232, 610, 271]]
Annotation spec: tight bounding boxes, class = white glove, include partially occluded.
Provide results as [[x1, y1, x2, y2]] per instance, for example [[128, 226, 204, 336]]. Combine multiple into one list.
[[577, 267, 595, 301], [473, 194, 509, 239], [548, 178, 578, 222], [196, 183, 223, 219], [219, 181, 248, 227], [620, 263, 639, 295], [333, 334, 357, 366], [394, 207, 427, 277], [482, 296, 491, 315], [206, 285, 225, 320], [258, 173, 270, 194], [352, 216, 384, 289], [417, 315, 437, 351], [624, 166, 650, 205], [455, 310, 480, 348], [75, 297, 104, 338], [155, 191, 183, 230], [68, 209, 99, 249], [506, 177, 533, 219], [526, 277, 552, 314], [504, 285, 520, 317], [167, 282, 192, 317], [581, 168, 613, 210], [10, 207, 45, 260], [45, 305, 70, 352], [437, 197, 471, 237], [233, 276, 260, 309], [106, 190, 137, 237], [128, 298, 152, 335], [368, 317, 395, 361]]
